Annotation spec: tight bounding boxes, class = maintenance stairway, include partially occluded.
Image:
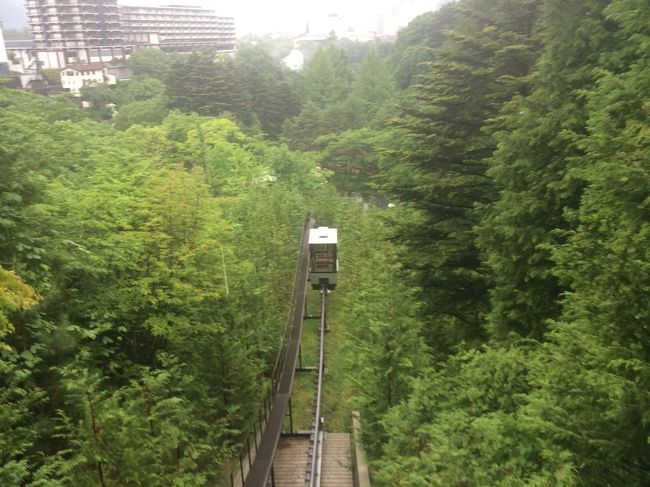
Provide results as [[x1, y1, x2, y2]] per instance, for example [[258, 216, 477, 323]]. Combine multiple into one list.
[[270, 434, 353, 487], [320, 433, 354, 487]]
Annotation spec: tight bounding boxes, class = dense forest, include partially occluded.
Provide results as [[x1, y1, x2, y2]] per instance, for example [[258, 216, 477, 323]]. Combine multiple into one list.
[[1, 0, 649, 485]]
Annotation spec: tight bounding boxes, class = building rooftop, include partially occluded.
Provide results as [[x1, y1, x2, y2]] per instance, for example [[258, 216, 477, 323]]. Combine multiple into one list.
[[5, 39, 34, 49], [61, 62, 106, 72]]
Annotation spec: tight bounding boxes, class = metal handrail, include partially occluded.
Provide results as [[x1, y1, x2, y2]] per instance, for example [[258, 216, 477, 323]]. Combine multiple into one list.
[[227, 215, 311, 487]]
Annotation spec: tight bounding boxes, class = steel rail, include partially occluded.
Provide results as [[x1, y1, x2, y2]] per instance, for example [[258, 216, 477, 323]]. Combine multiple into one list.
[[308, 286, 327, 487]]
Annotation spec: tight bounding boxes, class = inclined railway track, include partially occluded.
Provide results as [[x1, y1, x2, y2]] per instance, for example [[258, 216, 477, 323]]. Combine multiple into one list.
[[305, 286, 328, 487], [232, 218, 345, 487]]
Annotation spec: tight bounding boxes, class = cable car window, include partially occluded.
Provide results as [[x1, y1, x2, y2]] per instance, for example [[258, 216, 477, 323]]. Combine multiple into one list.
[[310, 244, 336, 273]]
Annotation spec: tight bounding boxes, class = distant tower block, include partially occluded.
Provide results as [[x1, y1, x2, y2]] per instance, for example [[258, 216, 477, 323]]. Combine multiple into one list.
[[0, 26, 10, 76], [376, 14, 385, 35]]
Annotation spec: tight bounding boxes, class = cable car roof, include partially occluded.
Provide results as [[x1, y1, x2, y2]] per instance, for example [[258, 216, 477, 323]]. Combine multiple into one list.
[[308, 227, 337, 245]]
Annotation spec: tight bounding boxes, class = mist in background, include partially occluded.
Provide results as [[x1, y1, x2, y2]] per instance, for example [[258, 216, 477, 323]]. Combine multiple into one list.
[[1, 0, 449, 35]]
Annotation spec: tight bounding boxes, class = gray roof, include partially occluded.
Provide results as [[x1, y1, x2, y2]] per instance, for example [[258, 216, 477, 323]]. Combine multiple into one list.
[[5, 38, 34, 49], [309, 227, 338, 245], [61, 62, 106, 72]]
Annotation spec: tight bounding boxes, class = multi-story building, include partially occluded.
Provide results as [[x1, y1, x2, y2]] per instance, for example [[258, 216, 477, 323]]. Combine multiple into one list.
[[119, 5, 236, 52], [0, 27, 11, 75], [26, 0, 128, 68], [23, 2, 236, 69]]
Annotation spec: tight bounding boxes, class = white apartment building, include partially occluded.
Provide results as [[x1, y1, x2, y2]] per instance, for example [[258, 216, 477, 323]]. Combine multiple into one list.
[[119, 5, 236, 52]]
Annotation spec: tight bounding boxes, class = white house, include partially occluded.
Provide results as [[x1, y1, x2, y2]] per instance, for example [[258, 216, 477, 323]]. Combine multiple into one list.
[[60, 63, 115, 95], [0, 26, 10, 76], [282, 49, 304, 71]]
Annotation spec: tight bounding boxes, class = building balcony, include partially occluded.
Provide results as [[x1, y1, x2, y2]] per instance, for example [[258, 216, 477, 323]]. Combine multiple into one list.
[[58, 16, 83, 23]]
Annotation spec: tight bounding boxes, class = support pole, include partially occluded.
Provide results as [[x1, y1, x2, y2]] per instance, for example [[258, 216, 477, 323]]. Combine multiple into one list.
[[288, 396, 294, 434]]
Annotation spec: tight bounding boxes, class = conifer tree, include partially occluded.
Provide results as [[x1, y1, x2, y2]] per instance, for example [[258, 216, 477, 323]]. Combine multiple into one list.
[[349, 48, 397, 123], [301, 45, 352, 108], [525, 1, 650, 482], [234, 47, 301, 138], [380, 0, 542, 351], [388, 6, 459, 89], [477, 0, 619, 339]]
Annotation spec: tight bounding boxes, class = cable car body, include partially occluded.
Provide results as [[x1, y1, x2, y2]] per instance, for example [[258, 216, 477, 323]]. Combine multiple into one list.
[[308, 226, 338, 290]]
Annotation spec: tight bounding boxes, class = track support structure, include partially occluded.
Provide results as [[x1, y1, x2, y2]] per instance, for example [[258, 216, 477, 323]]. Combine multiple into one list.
[[307, 286, 328, 487]]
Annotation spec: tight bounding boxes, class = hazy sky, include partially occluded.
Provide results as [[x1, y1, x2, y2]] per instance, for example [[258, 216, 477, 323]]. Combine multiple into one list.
[[0, 0, 448, 35], [121, 0, 449, 36]]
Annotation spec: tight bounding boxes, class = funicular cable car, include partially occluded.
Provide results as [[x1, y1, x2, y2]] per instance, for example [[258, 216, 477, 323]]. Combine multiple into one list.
[[308, 226, 338, 291]]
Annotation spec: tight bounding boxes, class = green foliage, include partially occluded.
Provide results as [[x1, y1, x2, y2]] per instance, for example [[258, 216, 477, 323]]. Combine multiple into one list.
[[379, 0, 543, 351], [44, 356, 224, 485], [339, 206, 429, 457], [233, 46, 301, 138], [3, 2, 650, 484], [388, 7, 459, 89], [527, 321, 649, 486], [0, 267, 39, 346], [349, 48, 397, 123], [179, 118, 265, 195], [282, 46, 379, 150], [0, 364, 48, 485], [297, 2, 650, 486], [79, 83, 116, 119], [40, 69, 62, 89], [316, 128, 385, 193], [115, 76, 166, 103], [477, 0, 620, 340], [522, 1, 650, 482], [282, 99, 365, 151], [113, 96, 169, 130], [301, 45, 352, 108], [166, 52, 253, 125], [127, 48, 176, 81], [374, 344, 578, 486], [247, 140, 329, 191], [282, 44, 396, 151], [341, 1, 650, 486], [0, 86, 319, 483], [0, 88, 82, 122], [80, 76, 167, 120]]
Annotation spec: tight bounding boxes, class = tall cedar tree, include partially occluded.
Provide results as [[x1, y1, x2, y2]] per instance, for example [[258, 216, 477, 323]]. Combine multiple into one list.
[[528, 0, 650, 483], [166, 52, 251, 123], [281, 45, 355, 149], [477, 0, 619, 339], [233, 47, 301, 138], [388, 6, 460, 90], [349, 48, 397, 124], [301, 44, 352, 108], [380, 0, 542, 352]]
